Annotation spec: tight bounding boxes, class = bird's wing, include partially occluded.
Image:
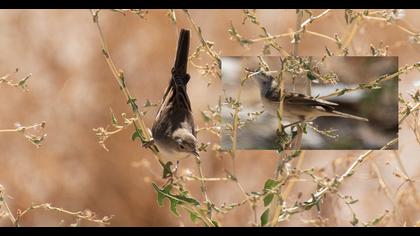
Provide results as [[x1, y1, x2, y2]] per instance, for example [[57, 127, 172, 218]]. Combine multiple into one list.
[[265, 87, 338, 108], [285, 92, 338, 108]]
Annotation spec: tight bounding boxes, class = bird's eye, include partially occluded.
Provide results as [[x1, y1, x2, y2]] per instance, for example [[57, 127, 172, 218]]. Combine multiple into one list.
[[179, 144, 185, 149]]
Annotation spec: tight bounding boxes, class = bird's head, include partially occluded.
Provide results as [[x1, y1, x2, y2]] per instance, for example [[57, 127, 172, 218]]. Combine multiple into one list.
[[247, 69, 277, 94], [172, 129, 199, 157]]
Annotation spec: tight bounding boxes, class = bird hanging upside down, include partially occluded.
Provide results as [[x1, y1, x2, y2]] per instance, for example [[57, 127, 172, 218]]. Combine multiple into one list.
[[151, 29, 199, 166]]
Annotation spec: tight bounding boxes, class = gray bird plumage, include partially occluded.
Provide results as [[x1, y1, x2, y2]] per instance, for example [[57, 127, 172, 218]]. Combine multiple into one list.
[[152, 29, 199, 163], [251, 70, 369, 123]]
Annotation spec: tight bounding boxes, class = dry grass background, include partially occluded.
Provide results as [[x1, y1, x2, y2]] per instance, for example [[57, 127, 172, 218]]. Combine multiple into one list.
[[0, 9, 419, 226]]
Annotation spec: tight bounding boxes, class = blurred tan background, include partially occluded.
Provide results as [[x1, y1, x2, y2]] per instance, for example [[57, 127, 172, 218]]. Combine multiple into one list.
[[0, 9, 419, 226]]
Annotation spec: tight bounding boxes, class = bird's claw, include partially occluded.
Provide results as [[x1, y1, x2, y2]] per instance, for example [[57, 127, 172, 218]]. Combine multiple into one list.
[[142, 138, 155, 149], [163, 161, 179, 185]]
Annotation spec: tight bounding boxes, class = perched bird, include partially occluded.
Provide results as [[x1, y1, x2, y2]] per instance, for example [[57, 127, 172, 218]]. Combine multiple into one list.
[[151, 29, 199, 164], [251, 70, 369, 123]]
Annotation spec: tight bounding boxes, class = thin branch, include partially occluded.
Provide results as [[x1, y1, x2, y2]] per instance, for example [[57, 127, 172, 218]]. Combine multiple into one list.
[[320, 63, 418, 99], [280, 137, 398, 220]]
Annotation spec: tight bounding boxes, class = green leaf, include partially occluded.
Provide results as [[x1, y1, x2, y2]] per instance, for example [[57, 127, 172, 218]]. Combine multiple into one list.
[[263, 193, 274, 207], [156, 191, 165, 207], [211, 220, 219, 227], [162, 162, 173, 178], [175, 193, 200, 206], [152, 182, 201, 219], [189, 211, 199, 223], [131, 129, 142, 141], [307, 71, 317, 81], [127, 97, 139, 112], [365, 211, 388, 226], [302, 124, 308, 134], [152, 183, 172, 207], [260, 208, 270, 226], [111, 112, 118, 125], [18, 75, 30, 87], [264, 179, 280, 191], [170, 199, 180, 216]]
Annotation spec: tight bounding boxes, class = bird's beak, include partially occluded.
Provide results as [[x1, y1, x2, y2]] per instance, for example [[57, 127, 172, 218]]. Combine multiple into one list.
[[247, 69, 264, 78]]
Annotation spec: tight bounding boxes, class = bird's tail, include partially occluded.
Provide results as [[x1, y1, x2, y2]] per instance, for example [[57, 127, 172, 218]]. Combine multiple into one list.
[[168, 28, 192, 111], [330, 110, 369, 122], [172, 29, 190, 86], [155, 29, 192, 120]]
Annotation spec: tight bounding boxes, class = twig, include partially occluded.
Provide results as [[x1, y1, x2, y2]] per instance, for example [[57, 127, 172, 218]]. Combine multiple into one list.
[[0, 122, 46, 148], [279, 137, 398, 220], [0, 187, 111, 227], [183, 10, 221, 80], [15, 203, 112, 226], [371, 161, 404, 225], [0, 72, 32, 92], [320, 63, 419, 99], [89, 9, 162, 165]]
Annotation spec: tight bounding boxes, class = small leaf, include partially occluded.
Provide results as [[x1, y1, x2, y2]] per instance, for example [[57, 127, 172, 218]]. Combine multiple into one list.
[[176, 195, 200, 206], [211, 220, 219, 227], [152, 183, 172, 207], [365, 210, 388, 226], [18, 74, 31, 88], [348, 199, 359, 205], [162, 162, 173, 178], [189, 211, 199, 223], [350, 213, 359, 226], [131, 129, 142, 141], [260, 208, 270, 226], [307, 71, 317, 81], [111, 111, 118, 125], [264, 179, 280, 191], [127, 97, 139, 112], [263, 193, 274, 207], [170, 199, 180, 216]]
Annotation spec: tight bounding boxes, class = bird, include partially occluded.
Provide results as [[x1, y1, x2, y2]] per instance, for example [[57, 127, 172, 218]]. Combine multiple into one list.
[[250, 70, 369, 124], [150, 28, 199, 165]]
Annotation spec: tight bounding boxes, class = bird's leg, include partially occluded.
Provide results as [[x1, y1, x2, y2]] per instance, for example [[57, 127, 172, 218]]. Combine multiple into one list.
[[142, 138, 155, 149]]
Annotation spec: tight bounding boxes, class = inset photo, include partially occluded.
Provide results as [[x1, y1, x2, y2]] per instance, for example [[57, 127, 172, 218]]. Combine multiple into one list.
[[221, 56, 398, 150]]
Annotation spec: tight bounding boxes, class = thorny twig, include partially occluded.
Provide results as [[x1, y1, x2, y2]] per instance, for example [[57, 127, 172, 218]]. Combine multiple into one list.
[[0, 122, 46, 148], [0, 71, 31, 92], [183, 10, 221, 82], [320, 63, 419, 99], [0, 186, 112, 227]]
